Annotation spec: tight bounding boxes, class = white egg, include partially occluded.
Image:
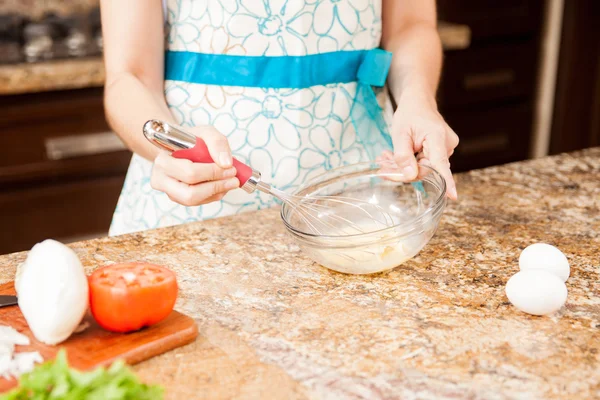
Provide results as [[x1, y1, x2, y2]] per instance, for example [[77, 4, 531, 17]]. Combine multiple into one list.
[[17, 239, 89, 345], [519, 243, 570, 282], [505, 270, 567, 316]]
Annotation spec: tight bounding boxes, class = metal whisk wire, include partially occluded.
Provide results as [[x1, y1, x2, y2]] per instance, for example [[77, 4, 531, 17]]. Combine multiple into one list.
[[272, 188, 394, 235]]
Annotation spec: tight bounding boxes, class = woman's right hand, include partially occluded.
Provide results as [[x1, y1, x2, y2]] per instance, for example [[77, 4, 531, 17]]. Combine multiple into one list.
[[150, 126, 240, 206]]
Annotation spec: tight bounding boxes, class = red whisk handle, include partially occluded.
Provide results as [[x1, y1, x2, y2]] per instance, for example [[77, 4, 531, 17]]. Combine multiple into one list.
[[143, 119, 258, 192], [172, 137, 254, 187]]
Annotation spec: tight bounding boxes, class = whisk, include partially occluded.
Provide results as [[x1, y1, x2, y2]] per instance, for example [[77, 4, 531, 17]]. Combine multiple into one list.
[[143, 120, 395, 235]]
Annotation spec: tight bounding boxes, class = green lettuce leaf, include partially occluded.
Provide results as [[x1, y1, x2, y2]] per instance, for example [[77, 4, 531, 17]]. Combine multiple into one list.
[[1, 349, 163, 400]]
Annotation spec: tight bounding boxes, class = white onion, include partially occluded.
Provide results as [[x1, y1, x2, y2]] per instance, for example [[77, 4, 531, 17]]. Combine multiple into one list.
[[0, 325, 43, 379], [17, 239, 89, 345]]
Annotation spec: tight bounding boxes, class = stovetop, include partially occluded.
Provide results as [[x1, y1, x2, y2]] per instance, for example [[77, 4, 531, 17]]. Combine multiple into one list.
[[0, 7, 102, 65]]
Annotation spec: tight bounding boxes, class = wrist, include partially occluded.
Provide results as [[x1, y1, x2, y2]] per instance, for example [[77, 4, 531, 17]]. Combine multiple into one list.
[[391, 70, 437, 104], [396, 83, 438, 111]]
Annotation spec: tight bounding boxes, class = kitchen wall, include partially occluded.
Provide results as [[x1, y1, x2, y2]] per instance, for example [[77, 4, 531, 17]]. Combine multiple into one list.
[[1, 0, 596, 255]]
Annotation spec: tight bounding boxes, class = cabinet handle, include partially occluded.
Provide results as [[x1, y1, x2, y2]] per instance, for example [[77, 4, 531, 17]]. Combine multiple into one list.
[[45, 131, 128, 160], [463, 69, 516, 90], [455, 132, 510, 155], [438, 22, 471, 50]]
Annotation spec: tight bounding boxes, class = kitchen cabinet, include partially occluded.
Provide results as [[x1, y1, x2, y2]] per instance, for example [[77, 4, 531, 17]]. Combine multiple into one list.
[[0, 87, 131, 254], [444, 103, 532, 172], [437, 0, 547, 172], [438, 41, 539, 110], [0, 176, 125, 253], [436, 0, 544, 42]]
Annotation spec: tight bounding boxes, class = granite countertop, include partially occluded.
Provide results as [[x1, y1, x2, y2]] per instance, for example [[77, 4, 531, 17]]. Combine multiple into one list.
[[1, 0, 98, 19], [1, 148, 599, 399], [0, 58, 104, 96]]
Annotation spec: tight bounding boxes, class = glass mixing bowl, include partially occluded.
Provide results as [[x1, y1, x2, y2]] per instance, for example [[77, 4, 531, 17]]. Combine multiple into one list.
[[281, 162, 447, 274]]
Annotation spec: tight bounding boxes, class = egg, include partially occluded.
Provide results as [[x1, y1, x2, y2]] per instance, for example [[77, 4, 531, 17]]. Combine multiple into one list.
[[505, 270, 567, 316], [519, 243, 570, 281], [17, 239, 89, 345]]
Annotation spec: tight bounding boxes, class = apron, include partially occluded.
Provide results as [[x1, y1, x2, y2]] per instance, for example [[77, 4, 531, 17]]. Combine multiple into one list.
[[109, 0, 395, 236]]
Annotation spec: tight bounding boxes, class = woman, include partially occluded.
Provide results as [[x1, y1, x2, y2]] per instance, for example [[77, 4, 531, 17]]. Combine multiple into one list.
[[101, 0, 459, 236]]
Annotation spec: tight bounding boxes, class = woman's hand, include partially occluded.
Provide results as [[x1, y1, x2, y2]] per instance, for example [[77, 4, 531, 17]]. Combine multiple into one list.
[[389, 90, 459, 200], [150, 126, 240, 206]]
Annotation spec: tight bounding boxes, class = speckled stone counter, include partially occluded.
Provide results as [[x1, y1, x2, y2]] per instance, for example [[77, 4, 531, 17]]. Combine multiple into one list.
[[1, 0, 98, 19], [1, 149, 599, 399], [0, 58, 104, 96]]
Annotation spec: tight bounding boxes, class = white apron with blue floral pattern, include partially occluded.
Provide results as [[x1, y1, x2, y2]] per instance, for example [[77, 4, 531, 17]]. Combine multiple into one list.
[[109, 0, 394, 236]]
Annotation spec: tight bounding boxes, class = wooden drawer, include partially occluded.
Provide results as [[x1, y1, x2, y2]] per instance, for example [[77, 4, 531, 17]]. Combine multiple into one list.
[[0, 88, 131, 185], [0, 88, 109, 168], [0, 151, 132, 187], [437, 0, 545, 43], [445, 104, 533, 172], [438, 40, 539, 110], [0, 175, 126, 255]]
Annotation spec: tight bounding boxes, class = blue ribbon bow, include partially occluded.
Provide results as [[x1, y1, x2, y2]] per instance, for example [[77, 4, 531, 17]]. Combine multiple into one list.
[[165, 49, 395, 159], [351, 48, 394, 160]]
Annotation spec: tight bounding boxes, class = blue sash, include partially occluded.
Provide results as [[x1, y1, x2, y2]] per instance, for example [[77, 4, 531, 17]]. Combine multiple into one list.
[[164, 49, 394, 160]]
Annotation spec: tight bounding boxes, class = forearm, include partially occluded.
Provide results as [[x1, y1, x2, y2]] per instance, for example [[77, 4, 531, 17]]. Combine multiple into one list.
[[104, 73, 173, 161], [382, 22, 443, 107]]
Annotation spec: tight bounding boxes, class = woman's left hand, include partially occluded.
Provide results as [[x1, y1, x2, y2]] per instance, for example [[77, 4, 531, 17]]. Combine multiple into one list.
[[388, 90, 459, 200]]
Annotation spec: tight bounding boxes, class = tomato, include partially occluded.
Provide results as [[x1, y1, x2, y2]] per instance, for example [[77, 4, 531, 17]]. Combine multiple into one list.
[[88, 263, 178, 333]]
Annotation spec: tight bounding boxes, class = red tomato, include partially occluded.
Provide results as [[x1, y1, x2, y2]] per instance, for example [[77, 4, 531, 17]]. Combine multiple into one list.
[[88, 263, 178, 333]]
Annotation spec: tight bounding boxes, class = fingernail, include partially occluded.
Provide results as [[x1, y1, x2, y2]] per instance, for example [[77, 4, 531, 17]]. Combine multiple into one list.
[[219, 152, 232, 167], [402, 165, 415, 178], [225, 178, 239, 190], [224, 168, 237, 178], [449, 187, 458, 199]]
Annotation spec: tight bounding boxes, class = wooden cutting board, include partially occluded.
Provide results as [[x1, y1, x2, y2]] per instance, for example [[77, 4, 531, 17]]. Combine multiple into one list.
[[0, 281, 198, 393]]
